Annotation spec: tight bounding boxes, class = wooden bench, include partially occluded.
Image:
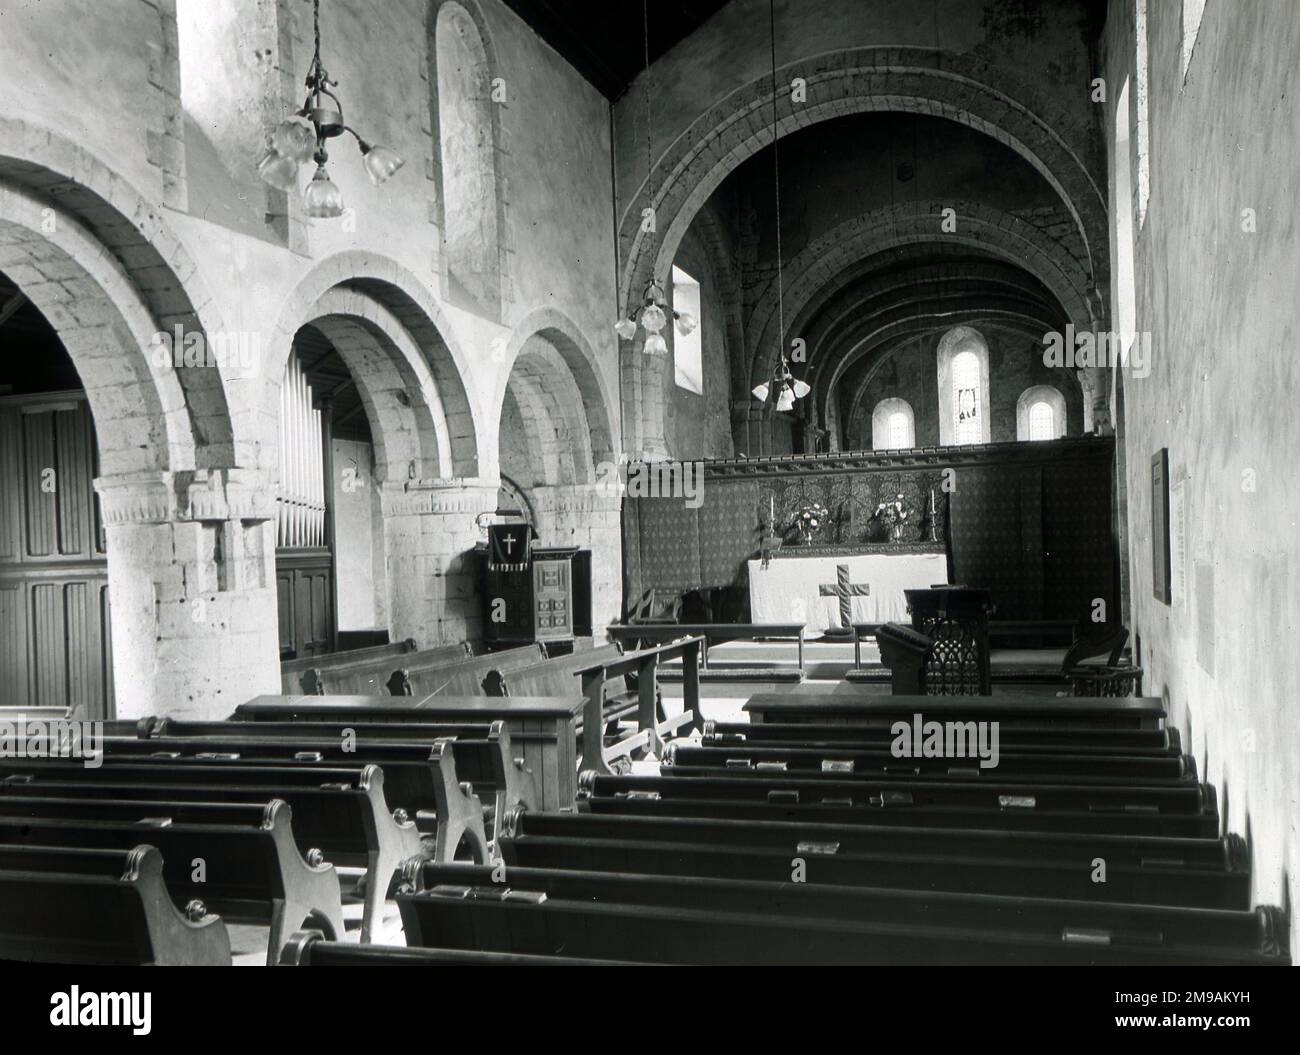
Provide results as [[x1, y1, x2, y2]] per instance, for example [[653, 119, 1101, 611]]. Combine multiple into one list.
[[704, 719, 1182, 755], [145, 717, 531, 817], [281, 930, 633, 965], [607, 622, 808, 680], [0, 844, 231, 965], [492, 644, 660, 765], [389, 644, 543, 697], [572, 637, 704, 775], [662, 741, 1192, 784], [0, 795, 343, 964], [235, 695, 585, 812], [575, 771, 1219, 837], [0, 756, 419, 943], [397, 862, 1288, 965], [281, 638, 418, 693], [307, 641, 470, 696], [498, 809, 1249, 909], [743, 692, 1167, 730]]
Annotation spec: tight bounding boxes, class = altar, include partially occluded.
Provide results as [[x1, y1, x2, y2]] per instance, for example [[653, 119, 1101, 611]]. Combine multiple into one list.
[[748, 545, 949, 634]]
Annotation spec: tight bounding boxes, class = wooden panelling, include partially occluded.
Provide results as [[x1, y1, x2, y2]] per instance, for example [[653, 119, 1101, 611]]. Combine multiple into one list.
[[0, 394, 112, 716], [275, 549, 334, 661]]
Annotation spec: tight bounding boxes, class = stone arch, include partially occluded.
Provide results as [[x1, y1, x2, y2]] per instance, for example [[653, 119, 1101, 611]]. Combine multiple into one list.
[[269, 251, 481, 479], [497, 307, 618, 473], [0, 117, 238, 475], [618, 47, 1108, 454], [748, 202, 1093, 398], [305, 288, 447, 483], [428, 0, 510, 319]]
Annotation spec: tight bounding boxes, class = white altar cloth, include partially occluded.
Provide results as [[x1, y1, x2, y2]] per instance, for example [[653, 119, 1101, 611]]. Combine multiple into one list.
[[748, 551, 949, 633]]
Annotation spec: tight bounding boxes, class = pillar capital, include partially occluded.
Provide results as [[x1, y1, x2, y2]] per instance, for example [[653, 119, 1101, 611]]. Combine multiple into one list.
[[94, 468, 276, 525], [379, 477, 500, 518]]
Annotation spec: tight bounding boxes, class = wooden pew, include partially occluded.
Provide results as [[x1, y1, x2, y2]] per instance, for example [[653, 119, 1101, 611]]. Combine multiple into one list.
[[662, 741, 1193, 784], [496, 810, 1248, 909], [0, 844, 231, 965], [399, 862, 1289, 965], [307, 641, 469, 696], [581, 770, 1209, 817], [145, 716, 529, 812], [704, 719, 1182, 756], [0, 757, 419, 943], [280, 638, 418, 693], [235, 695, 584, 811], [96, 733, 493, 865], [744, 692, 1168, 730], [281, 930, 633, 965], [0, 796, 343, 964], [575, 772, 1219, 837], [491, 644, 654, 766], [572, 637, 704, 776], [607, 622, 808, 679], [389, 643, 543, 697]]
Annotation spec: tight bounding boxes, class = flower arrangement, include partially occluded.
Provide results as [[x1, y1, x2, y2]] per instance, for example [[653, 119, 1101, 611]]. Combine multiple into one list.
[[792, 500, 829, 545], [873, 493, 913, 542]]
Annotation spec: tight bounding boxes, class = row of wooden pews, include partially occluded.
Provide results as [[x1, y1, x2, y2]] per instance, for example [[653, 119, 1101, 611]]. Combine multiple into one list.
[[0, 638, 701, 965], [283, 687, 1289, 965]]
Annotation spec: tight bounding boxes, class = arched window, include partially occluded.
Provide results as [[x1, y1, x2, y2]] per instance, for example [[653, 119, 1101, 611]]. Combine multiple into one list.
[[936, 327, 990, 445], [671, 265, 703, 394], [434, 2, 502, 316], [871, 397, 915, 451], [1016, 385, 1067, 441], [952, 351, 981, 444], [1029, 401, 1054, 440]]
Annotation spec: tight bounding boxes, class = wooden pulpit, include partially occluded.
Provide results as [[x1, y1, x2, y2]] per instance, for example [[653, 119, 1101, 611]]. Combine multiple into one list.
[[904, 586, 994, 695]]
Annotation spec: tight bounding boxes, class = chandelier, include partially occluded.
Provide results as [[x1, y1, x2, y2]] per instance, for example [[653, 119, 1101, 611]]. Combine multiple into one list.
[[257, 0, 405, 217], [614, 279, 696, 355], [613, 0, 699, 356], [752, 0, 809, 413], [753, 359, 811, 413]]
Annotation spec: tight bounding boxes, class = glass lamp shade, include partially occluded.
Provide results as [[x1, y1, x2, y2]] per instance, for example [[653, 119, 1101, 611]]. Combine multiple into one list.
[[640, 303, 668, 334], [362, 143, 405, 186], [643, 333, 669, 355], [272, 118, 318, 163], [752, 382, 771, 402], [775, 387, 796, 412], [257, 149, 301, 191], [674, 312, 697, 336], [613, 318, 638, 341], [303, 164, 345, 218], [791, 378, 811, 398]]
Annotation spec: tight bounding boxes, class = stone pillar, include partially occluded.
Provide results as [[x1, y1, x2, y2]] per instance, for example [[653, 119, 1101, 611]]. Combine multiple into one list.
[[381, 478, 499, 647], [731, 399, 765, 458], [94, 468, 279, 720], [529, 483, 623, 633]]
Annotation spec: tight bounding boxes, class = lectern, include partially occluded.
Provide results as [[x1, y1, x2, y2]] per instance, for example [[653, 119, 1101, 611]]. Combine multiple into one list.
[[876, 622, 933, 694]]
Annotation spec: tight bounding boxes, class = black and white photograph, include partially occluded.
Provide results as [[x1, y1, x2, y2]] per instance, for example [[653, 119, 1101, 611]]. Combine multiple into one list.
[[0, 0, 1293, 1029]]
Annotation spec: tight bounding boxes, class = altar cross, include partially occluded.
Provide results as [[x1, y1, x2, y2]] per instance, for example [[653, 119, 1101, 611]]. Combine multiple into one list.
[[819, 564, 870, 629]]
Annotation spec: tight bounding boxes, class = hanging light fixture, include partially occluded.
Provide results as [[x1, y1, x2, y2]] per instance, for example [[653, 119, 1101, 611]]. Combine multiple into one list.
[[257, 0, 405, 216], [613, 0, 697, 355], [752, 0, 809, 412]]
